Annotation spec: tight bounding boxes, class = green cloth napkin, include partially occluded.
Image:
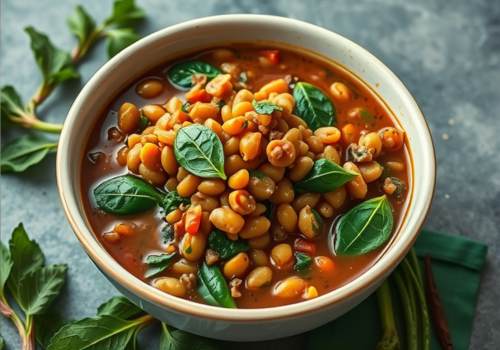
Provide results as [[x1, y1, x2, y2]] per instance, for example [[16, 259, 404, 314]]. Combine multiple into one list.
[[305, 230, 488, 350]]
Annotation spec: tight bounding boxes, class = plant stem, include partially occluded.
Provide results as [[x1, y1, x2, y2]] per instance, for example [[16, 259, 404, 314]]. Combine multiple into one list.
[[9, 114, 63, 133], [0, 296, 34, 350], [393, 270, 418, 350], [71, 26, 105, 63], [375, 280, 400, 350], [402, 259, 431, 350]]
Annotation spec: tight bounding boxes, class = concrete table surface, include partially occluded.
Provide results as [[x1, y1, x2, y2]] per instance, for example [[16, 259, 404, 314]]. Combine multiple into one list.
[[1, 0, 499, 348]]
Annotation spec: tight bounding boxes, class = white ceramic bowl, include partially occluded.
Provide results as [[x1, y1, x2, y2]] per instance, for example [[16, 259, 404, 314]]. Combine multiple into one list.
[[57, 14, 435, 341]]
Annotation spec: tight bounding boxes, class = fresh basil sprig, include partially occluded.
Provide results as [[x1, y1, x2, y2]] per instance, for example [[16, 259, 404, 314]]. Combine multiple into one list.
[[198, 263, 236, 308], [208, 230, 249, 260], [0, 224, 67, 350], [174, 125, 227, 180], [167, 61, 221, 90], [295, 158, 357, 192], [334, 195, 394, 255], [293, 82, 336, 130]]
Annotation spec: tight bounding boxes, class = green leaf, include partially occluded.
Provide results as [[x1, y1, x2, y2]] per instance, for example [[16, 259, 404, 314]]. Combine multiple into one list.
[[97, 296, 144, 320], [7, 223, 45, 300], [25, 26, 79, 86], [106, 28, 139, 58], [105, 0, 146, 28], [293, 82, 335, 130], [1, 135, 57, 173], [18, 264, 67, 316], [0, 242, 12, 297], [334, 195, 394, 255], [167, 61, 221, 90], [161, 191, 190, 214], [0, 335, 4, 350], [161, 224, 175, 245], [34, 310, 67, 350], [144, 252, 176, 278], [294, 252, 312, 272], [93, 175, 163, 215], [197, 263, 236, 308], [1, 85, 25, 119], [47, 315, 142, 350], [174, 125, 226, 180], [208, 230, 249, 260], [295, 158, 356, 192], [252, 100, 282, 114], [67, 5, 96, 46], [160, 323, 219, 350]]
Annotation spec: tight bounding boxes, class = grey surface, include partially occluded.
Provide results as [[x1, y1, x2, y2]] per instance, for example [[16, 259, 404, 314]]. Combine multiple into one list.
[[1, 0, 499, 348]]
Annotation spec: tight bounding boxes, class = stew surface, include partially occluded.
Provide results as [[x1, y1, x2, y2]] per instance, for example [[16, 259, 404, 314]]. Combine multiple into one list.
[[81, 44, 410, 308]]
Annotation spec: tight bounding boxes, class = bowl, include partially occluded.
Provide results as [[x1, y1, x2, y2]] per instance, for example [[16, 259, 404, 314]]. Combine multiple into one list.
[[57, 14, 435, 341]]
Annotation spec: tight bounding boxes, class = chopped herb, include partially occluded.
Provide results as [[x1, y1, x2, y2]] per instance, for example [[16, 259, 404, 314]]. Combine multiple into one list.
[[252, 100, 282, 114]]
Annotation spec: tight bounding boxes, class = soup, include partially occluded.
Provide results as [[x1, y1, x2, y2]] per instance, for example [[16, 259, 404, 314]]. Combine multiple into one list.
[[81, 45, 410, 308]]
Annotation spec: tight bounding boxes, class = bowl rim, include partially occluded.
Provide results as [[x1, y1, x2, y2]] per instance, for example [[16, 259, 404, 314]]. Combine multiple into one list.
[[57, 14, 436, 321]]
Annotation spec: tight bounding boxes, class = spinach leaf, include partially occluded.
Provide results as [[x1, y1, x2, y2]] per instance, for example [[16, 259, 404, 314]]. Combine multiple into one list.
[[252, 100, 282, 114], [0, 135, 57, 173], [144, 252, 176, 278], [34, 311, 66, 350], [107, 28, 139, 57], [67, 5, 96, 46], [334, 195, 394, 255], [161, 191, 190, 214], [208, 230, 249, 260], [1, 85, 25, 122], [161, 224, 175, 245], [0, 242, 13, 297], [25, 26, 79, 86], [93, 175, 163, 215], [7, 223, 45, 301], [197, 263, 236, 308], [294, 252, 312, 272], [295, 159, 357, 192], [167, 61, 220, 90], [97, 296, 144, 320], [104, 0, 146, 28], [160, 323, 219, 350], [17, 264, 67, 316], [293, 82, 335, 130], [47, 315, 140, 350], [174, 125, 226, 179]]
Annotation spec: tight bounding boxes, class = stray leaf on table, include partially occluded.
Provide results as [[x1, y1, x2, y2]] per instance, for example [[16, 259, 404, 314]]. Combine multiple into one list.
[[34, 310, 67, 350], [107, 28, 139, 57], [1, 85, 25, 120], [1, 135, 58, 173], [0, 242, 13, 297], [105, 0, 146, 28], [67, 5, 96, 46], [97, 296, 144, 320], [17, 264, 67, 316], [160, 323, 220, 350]]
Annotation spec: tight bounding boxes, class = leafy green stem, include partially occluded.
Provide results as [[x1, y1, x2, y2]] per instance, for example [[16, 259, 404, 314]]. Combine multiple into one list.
[[375, 280, 400, 350], [393, 270, 418, 350], [71, 24, 106, 63], [8, 113, 63, 133], [0, 296, 34, 350]]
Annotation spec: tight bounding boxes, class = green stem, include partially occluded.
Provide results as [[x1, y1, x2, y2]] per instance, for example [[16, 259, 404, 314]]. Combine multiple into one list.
[[402, 259, 431, 350], [0, 296, 33, 350], [24, 315, 36, 350], [9, 114, 63, 133], [71, 26, 105, 63], [409, 249, 423, 283], [393, 270, 418, 350], [375, 280, 400, 350]]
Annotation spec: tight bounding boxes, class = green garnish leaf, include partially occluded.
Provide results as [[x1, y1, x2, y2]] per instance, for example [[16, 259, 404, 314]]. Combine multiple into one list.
[[0, 135, 57, 173], [295, 158, 357, 193], [144, 252, 177, 278], [34, 310, 66, 350], [97, 296, 144, 320], [7, 223, 45, 300], [46, 315, 141, 350], [67, 5, 96, 46], [161, 191, 190, 214], [25, 26, 79, 86], [252, 100, 282, 114], [0, 85, 25, 122], [293, 82, 336, 130], [17, 264, 67, 316], [160, 322, 219, 350], [197, 263, 236, 308], [104, 0, 146, 28], [0, 242, 13, 297], [294, 252, 312, 272], [208, 230, 249, 260], [167, 61, 221, 90], [106, 28, 140, 57], [334, 195, 394, 255], [93, 175, 163, 215], [174, 125, 226, 180], [161, 224, 175, 245]]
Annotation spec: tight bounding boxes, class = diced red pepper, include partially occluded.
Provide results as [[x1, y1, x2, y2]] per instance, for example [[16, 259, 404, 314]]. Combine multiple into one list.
[[184, 204, 202, 235], [260, 50, 280, 65], [186, 89, 212, 103], [294, 238, 317, 255], [174, 214, 186, 238]]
